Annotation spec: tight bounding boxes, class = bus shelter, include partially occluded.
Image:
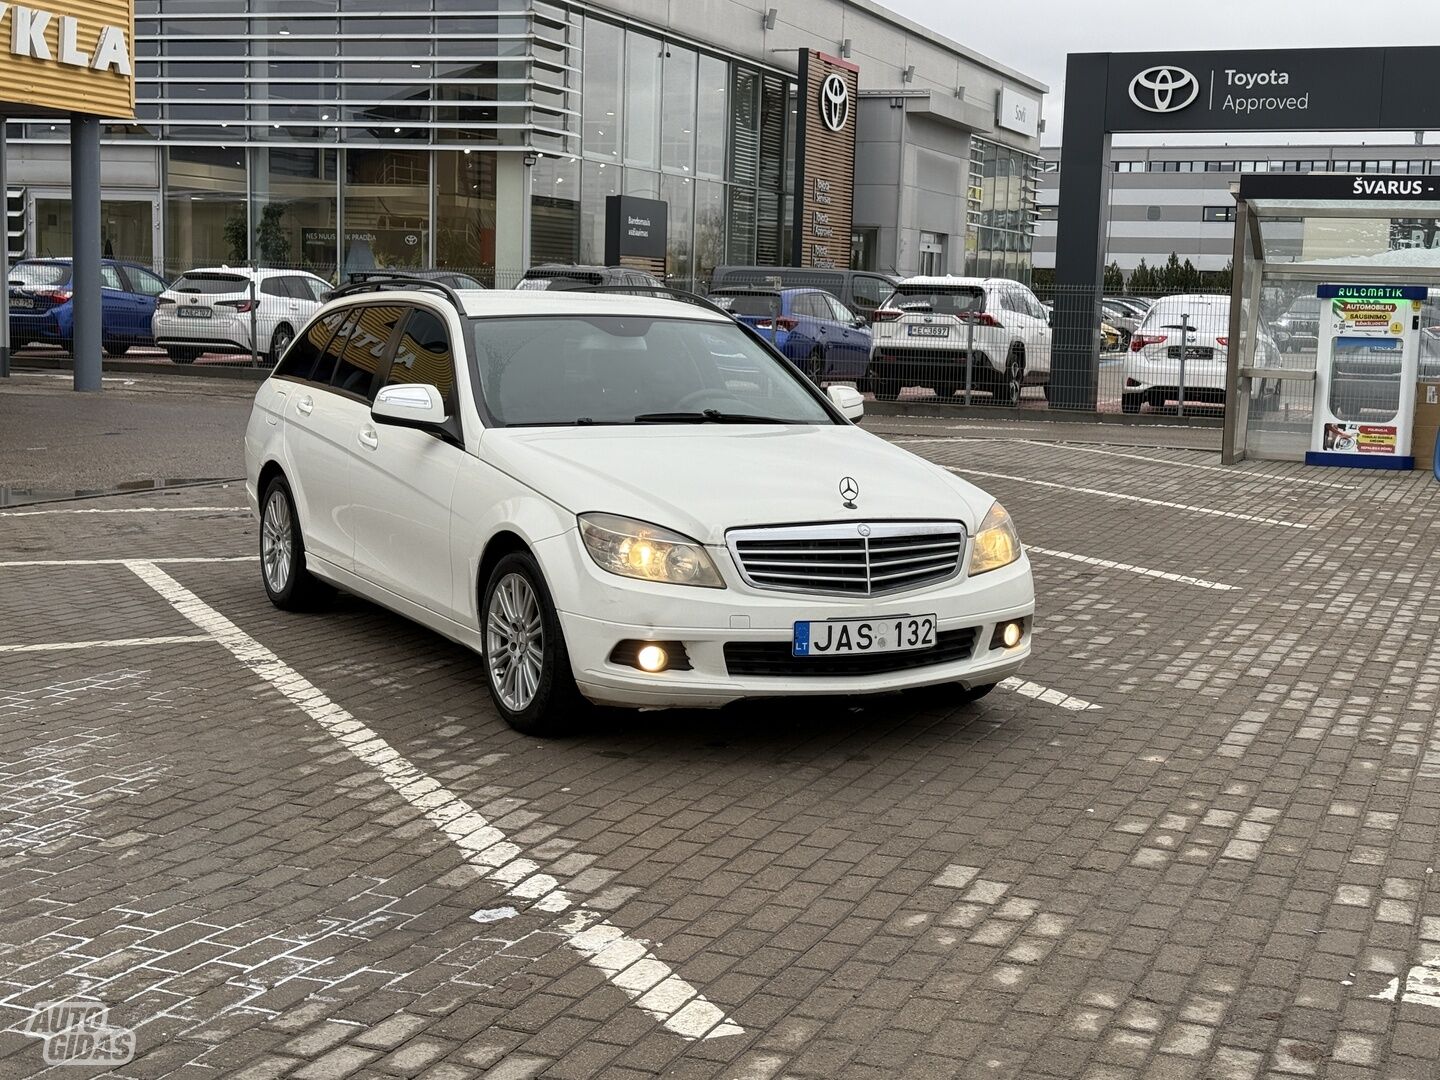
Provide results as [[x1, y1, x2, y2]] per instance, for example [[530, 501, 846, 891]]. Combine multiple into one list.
[[1223, 173, 1440, 466]]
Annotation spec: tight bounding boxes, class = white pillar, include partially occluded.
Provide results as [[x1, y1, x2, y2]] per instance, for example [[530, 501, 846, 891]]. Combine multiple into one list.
[[494, 151, 530, 287]]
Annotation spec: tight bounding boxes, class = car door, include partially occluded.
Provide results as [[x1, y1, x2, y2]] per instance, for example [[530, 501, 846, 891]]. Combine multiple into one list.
[[120, 266, 168, 345], [98, 265, 140, 347], [820, 292, 867, 377], [349, 304, 466, 621], [1018, 286, 1053, 375], [279, 308, 363, 573]]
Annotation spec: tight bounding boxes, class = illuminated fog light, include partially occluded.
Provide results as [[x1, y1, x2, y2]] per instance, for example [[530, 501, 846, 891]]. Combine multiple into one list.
[[1001, 621, 1024, 648], [636, 645, 669, 673]]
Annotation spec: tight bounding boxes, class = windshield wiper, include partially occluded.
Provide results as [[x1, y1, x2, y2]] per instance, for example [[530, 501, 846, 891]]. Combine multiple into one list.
[[507, 417, 626, 427], [631, 409, 800, 425]]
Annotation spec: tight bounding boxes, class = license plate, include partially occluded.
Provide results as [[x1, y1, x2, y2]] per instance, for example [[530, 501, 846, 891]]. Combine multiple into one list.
[[10, 297, 34, 309], [1167, 346, 1213, 360], [907, 325, 950, 338], [792, 615, 937, 657], [178, 308, 212, 319]]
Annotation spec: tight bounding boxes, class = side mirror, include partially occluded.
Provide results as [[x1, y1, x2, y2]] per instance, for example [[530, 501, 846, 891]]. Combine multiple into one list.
[[372, 383, 448, 430], [852, 314, 869, 328], [828, 383, 865, 420]]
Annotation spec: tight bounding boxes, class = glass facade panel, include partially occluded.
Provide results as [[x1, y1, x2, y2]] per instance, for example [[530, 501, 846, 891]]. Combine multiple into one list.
[[660, 172, 694, 286], [165, 145, 248, 270], [582, 17, 622, 162], [252, 147, 337, 272], [696, 54, 728, 180], [968, 137, 1039, 283], [661, 46, 696, 176], [436, 150, 497, 272], [342, 149, 429, 273], [579, 159, 619, 264], [623, 32, 662, 169], [530, 155, 580, 265], [695, 179, 726, 284]]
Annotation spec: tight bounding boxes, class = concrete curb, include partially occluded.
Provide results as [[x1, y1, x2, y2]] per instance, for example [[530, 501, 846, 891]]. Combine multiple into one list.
[[11, 357, 269, 381]]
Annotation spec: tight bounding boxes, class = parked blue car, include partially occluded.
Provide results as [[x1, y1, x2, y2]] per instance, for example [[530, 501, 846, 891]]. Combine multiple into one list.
[[9, 258, 171, 356], [710, 286, 872, 383]]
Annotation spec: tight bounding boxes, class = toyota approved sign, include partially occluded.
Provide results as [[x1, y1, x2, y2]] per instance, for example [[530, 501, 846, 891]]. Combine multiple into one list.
[[1105, 49, 1385, 132]]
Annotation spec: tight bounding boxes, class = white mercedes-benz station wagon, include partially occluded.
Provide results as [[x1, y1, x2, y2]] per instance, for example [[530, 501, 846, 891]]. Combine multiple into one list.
[[243, 280, 1035, 735]]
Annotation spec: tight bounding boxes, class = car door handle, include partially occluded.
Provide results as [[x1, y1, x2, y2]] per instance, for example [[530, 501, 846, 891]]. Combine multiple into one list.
[[358, 427, 379, 451], [295, 396, 313, 417]]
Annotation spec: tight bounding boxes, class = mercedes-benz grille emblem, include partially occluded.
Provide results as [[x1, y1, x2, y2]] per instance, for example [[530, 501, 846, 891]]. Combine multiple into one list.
[[1128, 65, 1200, 114], [839, 476, 859, 509], [857, 524, 871, 537], [820, 72, 850, 132]]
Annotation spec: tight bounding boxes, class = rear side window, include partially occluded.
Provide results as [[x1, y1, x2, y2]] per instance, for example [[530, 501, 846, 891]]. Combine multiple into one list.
[[387, 307, 456, 404], [291, 277, 328, 301], [11, 262, 70, 288], [100, 266, 124, 290], [126, 267, 168, 296], [310, 309, 359, 386], [174, 273, 248, 295], [276, 310, 348, 380], [333, 304, 406, 400], [260, 278, 288, 298]]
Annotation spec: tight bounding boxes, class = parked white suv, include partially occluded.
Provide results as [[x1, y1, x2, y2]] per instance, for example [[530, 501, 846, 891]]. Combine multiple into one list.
[[868, 277, 1053, 404], [1121, 294, 1283, 414], [244, 281, 1035, 735], [153, 267, 331, 364]]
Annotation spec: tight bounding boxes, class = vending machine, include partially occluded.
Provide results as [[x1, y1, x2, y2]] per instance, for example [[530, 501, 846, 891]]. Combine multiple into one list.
[[1307, 284, 1426, 469]]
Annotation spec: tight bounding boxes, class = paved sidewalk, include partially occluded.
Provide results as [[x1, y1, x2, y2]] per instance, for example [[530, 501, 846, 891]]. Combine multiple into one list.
[[2, 396, 1440, 1078]]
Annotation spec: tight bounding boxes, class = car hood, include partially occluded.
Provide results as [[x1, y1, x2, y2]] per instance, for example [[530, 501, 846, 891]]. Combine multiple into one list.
[[478, 425, 994, 544]]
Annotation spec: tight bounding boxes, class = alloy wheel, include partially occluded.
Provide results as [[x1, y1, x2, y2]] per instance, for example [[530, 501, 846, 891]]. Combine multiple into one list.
[[261, 489, 293, 594], [486, 572, 545, 712]]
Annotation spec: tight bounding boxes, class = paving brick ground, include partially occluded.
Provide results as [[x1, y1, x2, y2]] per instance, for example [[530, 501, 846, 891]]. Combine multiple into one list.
[[2, 399, 1440, 1079]]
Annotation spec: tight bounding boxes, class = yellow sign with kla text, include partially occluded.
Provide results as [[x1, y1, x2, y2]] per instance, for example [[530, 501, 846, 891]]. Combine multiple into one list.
[[0, 1, 134, 119]]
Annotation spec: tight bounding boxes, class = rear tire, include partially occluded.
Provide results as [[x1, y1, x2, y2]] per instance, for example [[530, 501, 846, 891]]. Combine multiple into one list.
[[102, 339, 127, 357], [260, 476, 332, 611], [873, 375, 901, 401], [803, 347, 825, 385], [993, 348, 1024, 407], [166, 348, 200, 365], [1121, 392, 1143, 414], [481, 551, 588, 737], [269, 324, 295, 365]]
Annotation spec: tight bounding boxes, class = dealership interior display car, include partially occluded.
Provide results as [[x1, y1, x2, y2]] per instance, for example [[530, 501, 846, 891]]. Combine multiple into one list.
[[153, 267, 332, 364], [245, 280, 1035, 734], [8, 258, 169, 356], [868, 277, 1054, 404]]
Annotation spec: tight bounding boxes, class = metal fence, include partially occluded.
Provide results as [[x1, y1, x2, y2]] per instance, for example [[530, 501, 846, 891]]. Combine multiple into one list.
[[5, 260, 1242, 424]]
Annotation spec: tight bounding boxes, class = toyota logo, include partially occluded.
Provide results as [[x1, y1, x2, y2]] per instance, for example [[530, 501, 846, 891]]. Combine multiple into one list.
[[1128, 65, 1200, 114], [820, 73, 850, 132], [839, 476, 859, 508]]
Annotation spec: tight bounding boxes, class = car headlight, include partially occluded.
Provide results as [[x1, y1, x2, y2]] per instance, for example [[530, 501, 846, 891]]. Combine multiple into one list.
[[969, 502, 1022, 575], [578, 513, 725, 588]]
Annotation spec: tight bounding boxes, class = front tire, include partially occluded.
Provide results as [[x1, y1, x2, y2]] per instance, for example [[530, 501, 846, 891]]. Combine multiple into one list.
[[166, 348, 200, 365], [1121, 392, 1143, 414], [872, 375, 901, 401], [481, 551, 586, 736], [260, 476, 331, 610], [803, 347, 825, 385]]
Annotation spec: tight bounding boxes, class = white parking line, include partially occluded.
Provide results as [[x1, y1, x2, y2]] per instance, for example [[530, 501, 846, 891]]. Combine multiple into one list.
[[999, 677, 1100, 712], [123, 559, 743, 1043], [0, 506, 250, 521], [0, 635, 213, 653], [1027, 545, 1239, 591], [0, 556, 253, 567], [944, 466, 1311, 529], [1014, 442, 1357, 489]]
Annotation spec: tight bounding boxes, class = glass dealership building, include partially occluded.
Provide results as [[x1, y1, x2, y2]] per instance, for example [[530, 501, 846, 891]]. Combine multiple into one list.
[[5, 0, 1046, 285]]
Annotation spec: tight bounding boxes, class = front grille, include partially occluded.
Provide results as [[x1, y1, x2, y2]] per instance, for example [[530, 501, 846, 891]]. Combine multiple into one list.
[[727, 521, 965, 597], [724, 627, 978, 676]]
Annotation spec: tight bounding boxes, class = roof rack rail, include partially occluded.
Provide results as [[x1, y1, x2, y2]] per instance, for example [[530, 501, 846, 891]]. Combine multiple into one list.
[[323, 274, 464, 309], [566, 283, 734, 320]]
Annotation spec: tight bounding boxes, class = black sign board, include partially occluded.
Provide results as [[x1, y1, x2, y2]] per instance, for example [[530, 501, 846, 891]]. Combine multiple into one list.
[[604, 195, 667, 264], [1238, 173, 1440, 202]]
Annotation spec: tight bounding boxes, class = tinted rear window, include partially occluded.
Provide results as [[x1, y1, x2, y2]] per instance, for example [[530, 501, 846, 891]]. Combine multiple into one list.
[[517, 271, 603, 291], [886, 286, 984, 315], [174, 273, 249, 294], [11, 262, 71, 288], [1145, 300, 1228, 327], [711, 292, 783, 316]]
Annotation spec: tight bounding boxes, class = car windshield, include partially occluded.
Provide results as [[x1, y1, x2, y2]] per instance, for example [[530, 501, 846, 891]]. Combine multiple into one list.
[[884, 286, 984, 315], [173, 273, 249, 294], [469, 315, 835, 427], [710, 292, 783, 316], [10, 262, 71, 288]]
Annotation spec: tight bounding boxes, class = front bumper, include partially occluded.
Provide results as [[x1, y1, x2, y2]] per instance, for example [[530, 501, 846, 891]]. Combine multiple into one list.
[[534, 529, 1035, 709]]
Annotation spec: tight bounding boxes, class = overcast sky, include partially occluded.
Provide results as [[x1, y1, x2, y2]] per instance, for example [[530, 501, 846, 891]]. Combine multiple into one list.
[[880, 0, 1440, 147]]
